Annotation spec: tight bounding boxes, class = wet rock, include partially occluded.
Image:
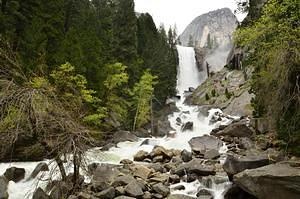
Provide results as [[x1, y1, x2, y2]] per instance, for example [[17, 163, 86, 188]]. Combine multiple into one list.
[[114, 196, 136, 199], [92, 164, 120, 191], [189, 87, 196, 92], [115, 186, 125, 195], [172, 185, 185, 190], [234, 162, 300, 199], [32, 187, 49, 199], [181, 122, 193, 131], [113, 131, 139, 143], [223, 154, 269, 180], [153, 120, 173, 137], [149, 173, 169, 184], [224, 184, 257, 199], [186, 173, 198, 182], [151, 146, 173, 159], [95, 187, 115, 199], [77, 192, 93, 199], [153, 155, 164, 163], [175, 159, 216, 176], [124, 181, 144, 198], [29, 162, 49, 179], [188, 135, 223, 154], [167, 194, 196, 199], [130, 165, 152, 180], [169, 175, 180, 184], [4, 167, 25, 182], [149, 163, 165, 173], [238, 137, 254, 150], [204, 149, 220, 159], [152, 183, 170, 197], [152, 193, 163, 199], [0, 176, 9, 199], [211, 121, 254, 138], [196, 189, 213, 199], [120, 159, 133, 165], [143, 191, 152, 199], [140, 139, 150, 146], [134, 150, 149, 162], [133, 128, 150, 138], [112, 175, 136, 187], [176, 117, 182, 124], [181, 149, 193, 162]]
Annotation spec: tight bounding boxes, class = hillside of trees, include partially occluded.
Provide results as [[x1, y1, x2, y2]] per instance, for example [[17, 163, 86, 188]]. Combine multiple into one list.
[[234, 0, 299, 155], [0, 0, 178, 161]]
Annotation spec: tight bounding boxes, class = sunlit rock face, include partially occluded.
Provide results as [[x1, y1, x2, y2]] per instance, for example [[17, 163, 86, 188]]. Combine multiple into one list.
[[179, 8, 238, 72]]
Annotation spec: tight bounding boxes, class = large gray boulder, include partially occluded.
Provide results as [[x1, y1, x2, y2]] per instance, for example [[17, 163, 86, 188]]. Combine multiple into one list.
[[124, 181, 144, 198], [0, 176, 8, 199], [153, 120, 173, 137], [92, 164, 121, 191], [211, 121, 254, 138], [223, 154, 269, 179], [4, 167, 25, 182], [175, 159, 216, 176], [234, 162, 300, 199], [113, 131, 138, 143], [188, 135, 223, 154]]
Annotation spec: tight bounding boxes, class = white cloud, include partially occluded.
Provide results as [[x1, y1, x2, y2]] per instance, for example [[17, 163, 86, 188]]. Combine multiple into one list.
[[134, 0, 246, 34]]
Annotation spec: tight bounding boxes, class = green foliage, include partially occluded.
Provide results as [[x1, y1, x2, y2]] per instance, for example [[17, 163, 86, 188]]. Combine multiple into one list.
[[205, 93, 210, 101], [103, 63, 129, 124], [235, 0, 300, 154], [211, 89, 216, 97], [132, 70, 158, 130], [225, 88, 232, 99]]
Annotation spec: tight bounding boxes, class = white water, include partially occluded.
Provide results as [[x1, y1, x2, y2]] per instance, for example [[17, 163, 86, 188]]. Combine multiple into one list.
[[0, 45, 233, 199]]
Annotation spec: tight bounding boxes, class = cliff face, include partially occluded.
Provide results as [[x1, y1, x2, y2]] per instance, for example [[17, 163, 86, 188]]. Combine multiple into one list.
[[179, 8, 238, 73], [179, 8, 238, 48]]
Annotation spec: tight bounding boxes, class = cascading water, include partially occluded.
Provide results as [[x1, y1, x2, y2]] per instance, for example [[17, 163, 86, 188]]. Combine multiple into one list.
[[0, 45, 234, 199]]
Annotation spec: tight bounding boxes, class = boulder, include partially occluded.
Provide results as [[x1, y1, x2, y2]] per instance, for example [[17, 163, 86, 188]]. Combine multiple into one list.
[[32, 187, 49, 199], [175, 159, 216, 176], [130, 165, 152, 180], [124, 181, 144, 198], [134, 150, 149, 162], [151, 146, 173, 159], [169, 175, 180, 184], [211, 121, 254, 138], [234, 162, 300, 199], [188, 135, 223, 154], [181, 122, 193, 131], [112, 175, 136, 187], [133, 128, 150, 138], [92, 164, 120, 191], [29, 162, 49, 179], [114, 196, 136, 199], [196, 189, 213, 199], [153, 120, 173, 137], [181, 149, 193, 162], [153, 183, 170, 197], [95, 187, 115, 199], [120, 159, 133, 165], [4, 167, 25, 182], [204, 149, 220, 159], [238, 137, 254, 150], [0, 176, 8, 199], [167, 194, 196, 199], [223, 154, 269, 179], [113, 131, 139, 143], [224, 184, 257, 199]]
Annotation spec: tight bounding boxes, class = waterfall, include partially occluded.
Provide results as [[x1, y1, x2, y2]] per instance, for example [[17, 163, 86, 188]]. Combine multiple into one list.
[[176, 45, 202, 95]]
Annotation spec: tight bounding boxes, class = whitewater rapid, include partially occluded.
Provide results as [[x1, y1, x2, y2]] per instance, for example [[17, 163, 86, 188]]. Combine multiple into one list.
[[0, 45, 234, 199]]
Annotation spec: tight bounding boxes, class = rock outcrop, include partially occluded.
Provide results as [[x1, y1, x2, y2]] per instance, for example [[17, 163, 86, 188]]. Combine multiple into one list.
[[234, 162, 300, 199]]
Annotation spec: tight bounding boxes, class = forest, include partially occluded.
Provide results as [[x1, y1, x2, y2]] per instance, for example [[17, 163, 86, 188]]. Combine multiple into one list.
[[0, 0, 178, 161]]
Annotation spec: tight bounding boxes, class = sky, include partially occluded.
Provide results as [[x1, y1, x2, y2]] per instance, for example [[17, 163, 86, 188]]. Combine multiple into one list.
[[134, 0, 247, 34]]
